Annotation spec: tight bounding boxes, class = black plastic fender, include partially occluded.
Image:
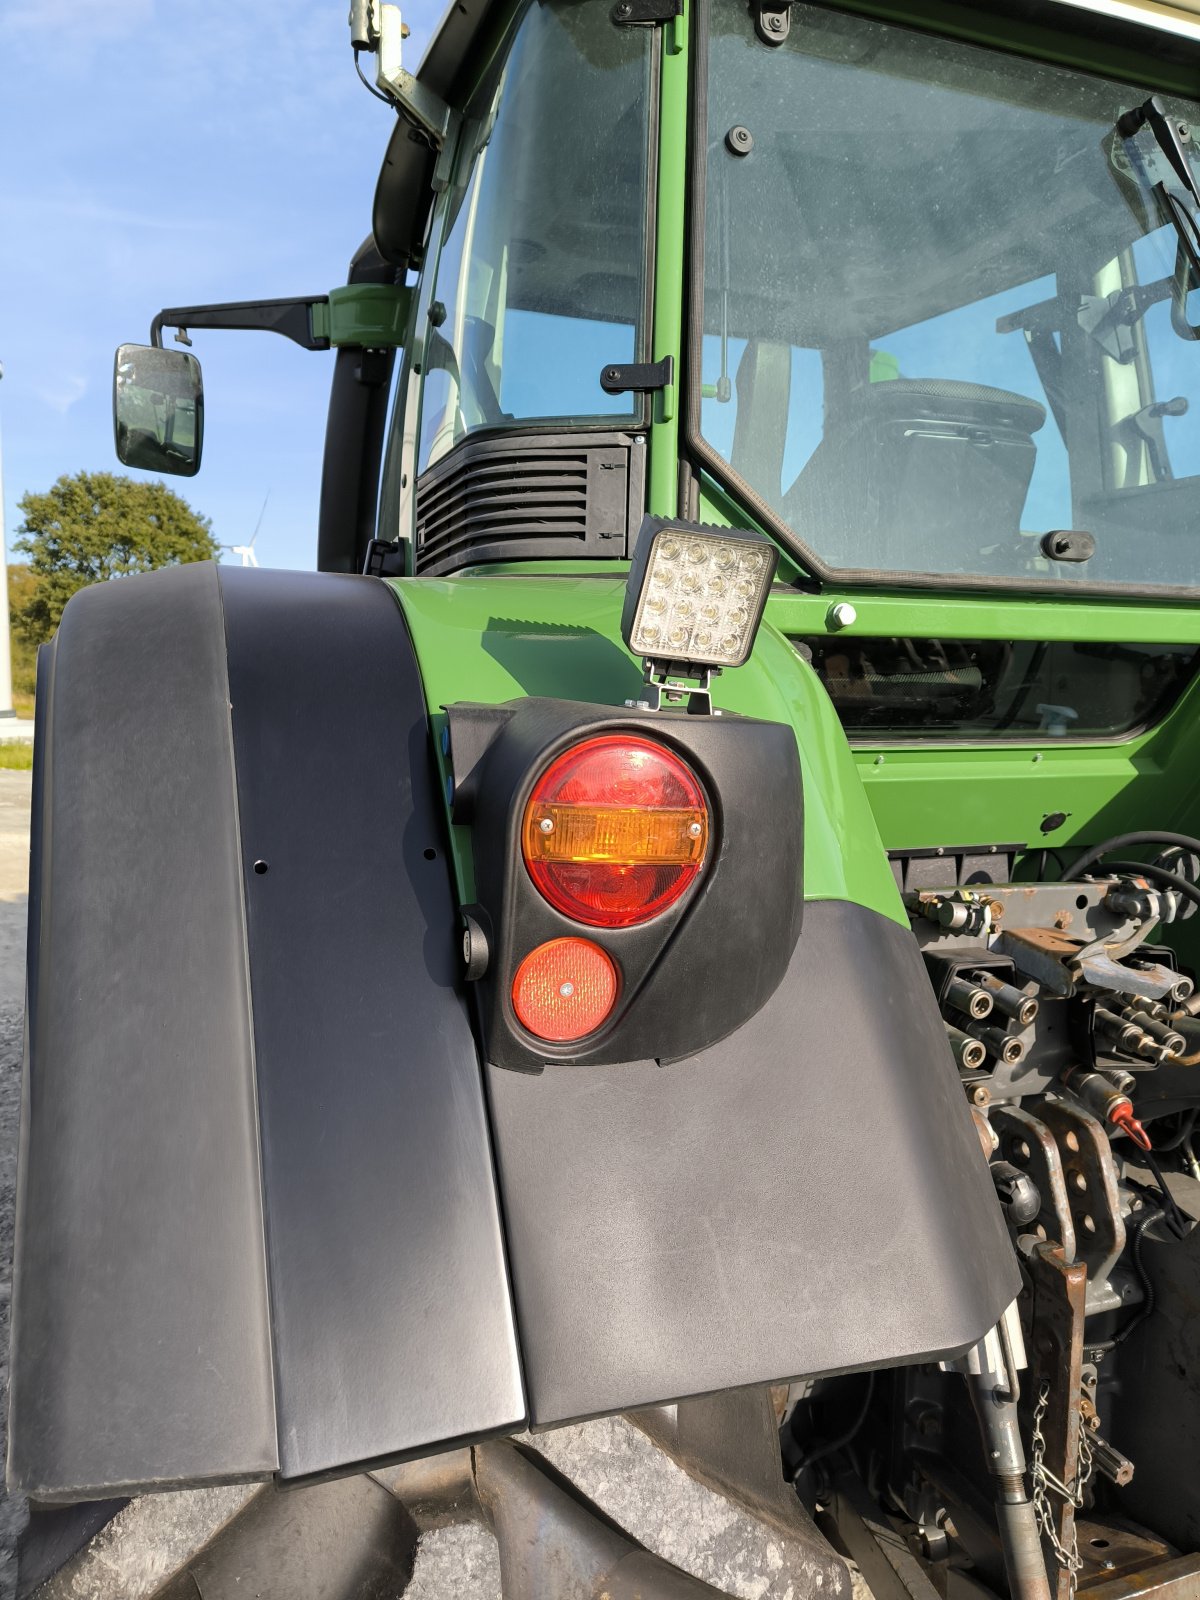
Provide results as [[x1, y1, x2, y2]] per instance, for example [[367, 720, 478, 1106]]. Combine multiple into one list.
[[8, 560, 1020, 1503], [8, 563, 525, 1497], [489, 896, 1021, 1426]]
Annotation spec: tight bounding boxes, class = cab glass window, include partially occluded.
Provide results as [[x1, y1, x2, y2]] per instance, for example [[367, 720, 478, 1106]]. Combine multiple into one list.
[[695, 1, 1200, 590], [418, 0, 652, 473], [796, 636, 1200, 742]]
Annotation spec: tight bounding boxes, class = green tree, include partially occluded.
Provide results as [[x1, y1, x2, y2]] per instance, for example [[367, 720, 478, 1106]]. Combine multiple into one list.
[[13, 471, 218, 644], [7, 565, 41, 711]]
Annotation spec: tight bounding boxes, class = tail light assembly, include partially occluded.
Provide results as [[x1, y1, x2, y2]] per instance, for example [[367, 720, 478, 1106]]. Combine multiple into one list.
[[446, 697, 803, 1070], [521, 736, 709, 929]]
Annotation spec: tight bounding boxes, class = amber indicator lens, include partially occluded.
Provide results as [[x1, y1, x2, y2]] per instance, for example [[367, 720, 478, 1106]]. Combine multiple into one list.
[[522, 735, 709, 927], [512, 938, 619, 1042]]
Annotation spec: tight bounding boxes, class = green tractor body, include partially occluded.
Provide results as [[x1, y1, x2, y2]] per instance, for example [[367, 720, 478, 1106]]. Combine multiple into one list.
[[11, 2, 1200, 1596]]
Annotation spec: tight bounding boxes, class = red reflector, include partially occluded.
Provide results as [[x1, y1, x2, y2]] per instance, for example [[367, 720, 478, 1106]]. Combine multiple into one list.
[[511, 938, 619, 1042], [522, 736, 709, 928]]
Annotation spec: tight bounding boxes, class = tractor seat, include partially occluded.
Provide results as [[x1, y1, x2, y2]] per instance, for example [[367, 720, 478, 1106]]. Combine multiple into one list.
[[781, 378, 1047, 575]]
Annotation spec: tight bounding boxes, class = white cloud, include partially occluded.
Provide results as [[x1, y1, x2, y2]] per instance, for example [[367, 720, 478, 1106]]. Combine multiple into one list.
[[32, 375, 88, 415], [32, 376, 89, 416]]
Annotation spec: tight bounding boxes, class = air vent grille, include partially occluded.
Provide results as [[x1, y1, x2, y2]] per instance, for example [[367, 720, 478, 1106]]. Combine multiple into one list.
[[414, 431, 644, 576]]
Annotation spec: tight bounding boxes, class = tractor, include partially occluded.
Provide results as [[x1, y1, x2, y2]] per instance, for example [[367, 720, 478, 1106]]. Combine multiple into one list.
[[9, 0, 1200, 1596]]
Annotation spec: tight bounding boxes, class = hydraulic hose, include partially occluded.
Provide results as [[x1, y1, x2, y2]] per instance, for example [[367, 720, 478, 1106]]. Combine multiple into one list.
[[1094, 859, 1200, 919], [1064, 831, 1200, 880]]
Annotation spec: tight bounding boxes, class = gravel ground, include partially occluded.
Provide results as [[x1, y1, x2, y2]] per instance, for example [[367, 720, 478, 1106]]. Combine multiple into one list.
[[0, 771, 32, 1600]]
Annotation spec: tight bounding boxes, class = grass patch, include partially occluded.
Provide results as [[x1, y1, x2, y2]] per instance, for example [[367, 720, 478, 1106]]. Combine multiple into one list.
[[0, 742, 34, 771]]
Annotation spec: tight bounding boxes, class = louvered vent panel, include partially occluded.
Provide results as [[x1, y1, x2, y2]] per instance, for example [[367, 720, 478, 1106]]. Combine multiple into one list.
[[414, 432, 643, 576]]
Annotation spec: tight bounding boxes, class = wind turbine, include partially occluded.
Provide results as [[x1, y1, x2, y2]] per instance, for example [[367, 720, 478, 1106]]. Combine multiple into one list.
[[224, 493, 268, 568]]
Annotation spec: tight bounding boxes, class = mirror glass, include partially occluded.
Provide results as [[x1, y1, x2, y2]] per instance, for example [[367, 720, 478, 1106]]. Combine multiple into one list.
[[113, 344, 204, 476]]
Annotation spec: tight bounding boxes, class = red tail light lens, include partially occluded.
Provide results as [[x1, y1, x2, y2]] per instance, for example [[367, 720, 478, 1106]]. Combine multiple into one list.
[[522, 735, 709, 928], [512, 938, 619, 1041]]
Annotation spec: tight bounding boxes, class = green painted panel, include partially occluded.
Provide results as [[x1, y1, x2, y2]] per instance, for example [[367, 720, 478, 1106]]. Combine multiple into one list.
[[765, 592, 1200, 646], [310, 283, 412, 349], [763, 590, 1200, 860], [647, 1, 690, 516], [388, 574, 907, 924]]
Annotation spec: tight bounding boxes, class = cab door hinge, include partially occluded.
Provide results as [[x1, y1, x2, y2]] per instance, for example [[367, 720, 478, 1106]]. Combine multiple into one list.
[[753, 0, 793, 45], [611, 0, 682, 25]]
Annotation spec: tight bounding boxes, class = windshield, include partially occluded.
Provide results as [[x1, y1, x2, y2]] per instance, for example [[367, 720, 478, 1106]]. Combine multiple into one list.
[[692, 1, 1200, 590]]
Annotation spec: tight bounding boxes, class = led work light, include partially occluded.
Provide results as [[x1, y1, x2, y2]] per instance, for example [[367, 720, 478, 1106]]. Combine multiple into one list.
[[620, 517, 778, 712]]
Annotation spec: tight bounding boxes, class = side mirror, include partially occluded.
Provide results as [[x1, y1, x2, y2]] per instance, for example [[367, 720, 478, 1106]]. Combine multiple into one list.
[[113, 344, 204, 477]]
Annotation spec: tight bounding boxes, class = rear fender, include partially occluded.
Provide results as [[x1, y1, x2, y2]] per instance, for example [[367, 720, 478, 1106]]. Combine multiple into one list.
[[9, 562, 1019, 1500], [8, 563, 524, 1497]]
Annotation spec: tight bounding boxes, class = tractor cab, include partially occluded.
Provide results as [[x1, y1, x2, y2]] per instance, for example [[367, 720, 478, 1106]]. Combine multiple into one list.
[[114, 0, 1200, 603], [17, 5, 1200, 1600], [374, 0, 1200, 596]]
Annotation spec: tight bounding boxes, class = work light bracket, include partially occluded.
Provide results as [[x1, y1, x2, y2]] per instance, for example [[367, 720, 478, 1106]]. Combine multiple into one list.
[[626, 660, 720, 717]]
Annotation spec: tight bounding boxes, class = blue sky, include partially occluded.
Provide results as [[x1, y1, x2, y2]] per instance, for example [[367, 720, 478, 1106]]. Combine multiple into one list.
[[0, 0, 443, 571]]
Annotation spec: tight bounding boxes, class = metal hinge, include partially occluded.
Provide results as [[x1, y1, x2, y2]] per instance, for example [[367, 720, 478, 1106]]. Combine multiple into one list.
[[600, 356, 674, 395], [611, 0, 682, 24], [753, 0, 793, 45], [363, 538, 406, 577]]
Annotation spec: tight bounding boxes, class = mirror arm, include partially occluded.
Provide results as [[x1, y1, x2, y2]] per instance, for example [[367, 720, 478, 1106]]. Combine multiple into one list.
[[151, 297, 331, 352]]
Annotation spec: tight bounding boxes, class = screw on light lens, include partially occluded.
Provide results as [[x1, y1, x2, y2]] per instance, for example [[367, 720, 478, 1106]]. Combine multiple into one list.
[[522, 735, 710, 928], [511, 938, 618, 1042]]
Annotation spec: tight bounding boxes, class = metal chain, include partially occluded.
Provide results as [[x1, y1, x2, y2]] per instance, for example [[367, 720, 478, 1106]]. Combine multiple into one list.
[[1030, 1379, 1096, 1600]]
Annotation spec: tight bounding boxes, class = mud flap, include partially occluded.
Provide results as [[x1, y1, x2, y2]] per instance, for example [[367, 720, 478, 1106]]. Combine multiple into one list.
[[8, 564, 524, 1497]]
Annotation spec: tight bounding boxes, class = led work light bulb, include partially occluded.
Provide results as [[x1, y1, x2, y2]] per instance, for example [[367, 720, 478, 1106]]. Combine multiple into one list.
[[621, 519, 779, 671]]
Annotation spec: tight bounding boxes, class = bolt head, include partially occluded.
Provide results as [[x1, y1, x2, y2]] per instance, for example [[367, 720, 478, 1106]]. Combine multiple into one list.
[[766, 12, 783, 28], [826, 601, 857, 631], [539, 816, 554, 834]]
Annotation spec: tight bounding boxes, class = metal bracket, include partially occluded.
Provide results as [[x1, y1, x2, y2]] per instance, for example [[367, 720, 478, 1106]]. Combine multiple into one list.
[[351, 1, 451, 147], [611, 0, 682, 23], [310, 283, 411, 350], [753, 0, 793, 45], [625, 660, 721, 716], [599, 355, 673, 395], [363, 538, 406, 577], [150, 297, 330, 352]]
